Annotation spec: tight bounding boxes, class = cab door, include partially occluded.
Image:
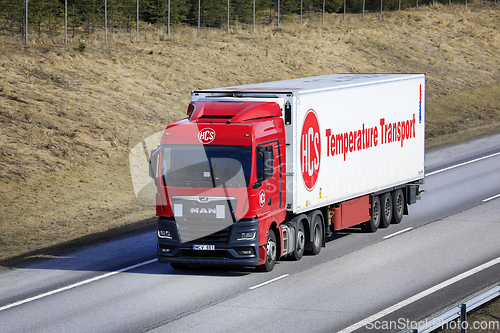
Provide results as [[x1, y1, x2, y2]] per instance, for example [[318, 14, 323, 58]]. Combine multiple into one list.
[[255, 141, 281, 215]]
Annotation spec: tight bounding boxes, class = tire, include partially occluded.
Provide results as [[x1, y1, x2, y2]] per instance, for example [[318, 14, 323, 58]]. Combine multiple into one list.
[[170, 263, 189, 270], [391, 189, 404, 224], [306, 215, 323, 255], [291, 220, 305, 261], [362, 195, 380, 232], [379, 193, 392, 228], [258, 229, 277, 272]]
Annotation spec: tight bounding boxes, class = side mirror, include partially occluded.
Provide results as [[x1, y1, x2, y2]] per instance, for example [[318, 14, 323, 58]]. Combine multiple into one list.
[[149, 147, 160, 186]]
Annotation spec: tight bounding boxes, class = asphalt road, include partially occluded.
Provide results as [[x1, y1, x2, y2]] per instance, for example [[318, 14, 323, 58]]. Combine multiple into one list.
[[1, 132, 500, 333]]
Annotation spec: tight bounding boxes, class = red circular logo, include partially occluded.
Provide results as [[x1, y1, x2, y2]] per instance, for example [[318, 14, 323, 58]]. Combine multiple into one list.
[[259, 189, 266, 207], [198, 128, 216, 144], [300, 110, 321, 191]]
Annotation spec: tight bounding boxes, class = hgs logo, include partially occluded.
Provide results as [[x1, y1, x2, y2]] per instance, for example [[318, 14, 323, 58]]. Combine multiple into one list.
[[198, 128, 216, 144], [300, 110, 321, 191]]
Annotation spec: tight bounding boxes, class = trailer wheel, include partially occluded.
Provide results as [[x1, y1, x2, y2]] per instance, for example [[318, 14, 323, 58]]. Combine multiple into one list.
[[291, 221, 306, 261], [392, 189, 404, 224], [259, 229, 277, 272], [380, 193, 392, 228], [362, 195, 380, 232], [306, 216, 323, 255]]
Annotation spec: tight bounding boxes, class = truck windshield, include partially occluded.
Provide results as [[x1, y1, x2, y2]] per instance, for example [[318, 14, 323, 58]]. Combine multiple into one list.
[[161, 145, 251, 188]]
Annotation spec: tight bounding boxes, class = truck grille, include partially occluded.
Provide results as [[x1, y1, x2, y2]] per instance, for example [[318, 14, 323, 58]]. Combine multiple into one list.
[[172, 196, 237, 243], [180, 226, 231, 244], [193, 226, 231, 243]]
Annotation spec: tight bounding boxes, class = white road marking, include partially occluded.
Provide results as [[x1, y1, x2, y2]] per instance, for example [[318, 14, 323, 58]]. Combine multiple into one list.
[[249, 274, 289, 290], [483, 193, 500, 202], [0, 258, 158, 312], [426, 151, 500, 176], [338, 256, 500, 333], [383, 227, 413, 239]]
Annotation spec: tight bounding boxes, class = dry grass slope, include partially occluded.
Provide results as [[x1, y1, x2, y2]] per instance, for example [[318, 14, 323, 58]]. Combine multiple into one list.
[[0, 3, 499, 264]]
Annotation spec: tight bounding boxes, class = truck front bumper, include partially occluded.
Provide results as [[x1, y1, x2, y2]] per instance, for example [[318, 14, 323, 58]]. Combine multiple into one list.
[[157, 217, 260, 267]]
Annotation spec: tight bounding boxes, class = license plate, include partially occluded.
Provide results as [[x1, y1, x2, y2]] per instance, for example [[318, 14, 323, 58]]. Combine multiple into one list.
[[193, 245, 215, 250]]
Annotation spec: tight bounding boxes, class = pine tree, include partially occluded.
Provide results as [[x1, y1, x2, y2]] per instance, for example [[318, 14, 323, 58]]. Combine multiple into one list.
[[0, 0, 25, 37]]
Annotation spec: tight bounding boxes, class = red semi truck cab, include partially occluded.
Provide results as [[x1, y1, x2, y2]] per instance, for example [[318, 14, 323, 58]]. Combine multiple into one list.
[[155, 100, 288, 271]]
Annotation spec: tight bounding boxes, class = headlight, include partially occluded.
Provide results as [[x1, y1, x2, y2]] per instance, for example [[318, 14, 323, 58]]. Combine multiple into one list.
[[237, 231, 256, 241], [158, 230, 172, 239]]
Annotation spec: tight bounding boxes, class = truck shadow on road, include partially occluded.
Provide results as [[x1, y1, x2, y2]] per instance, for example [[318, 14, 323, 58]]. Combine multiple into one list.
[[2, 224, 367, 278]]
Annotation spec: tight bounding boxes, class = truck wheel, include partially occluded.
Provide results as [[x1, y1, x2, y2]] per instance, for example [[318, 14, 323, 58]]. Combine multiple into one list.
[[259, 229, 277, 272], [291, 221, 305, 261], [362, 195, 380, 232], [392, 189, 404, 224], [379, 193, 392, 228], [306, 216, 323, 255]]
